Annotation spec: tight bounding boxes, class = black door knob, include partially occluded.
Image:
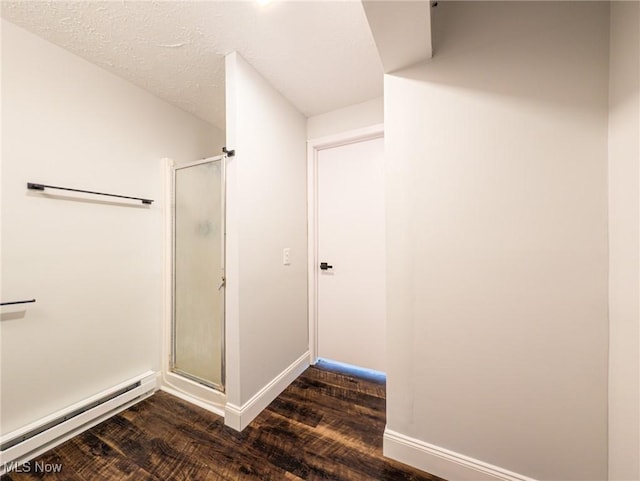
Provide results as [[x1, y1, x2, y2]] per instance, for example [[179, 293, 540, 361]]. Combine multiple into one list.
[[320, 262, 333, 270]]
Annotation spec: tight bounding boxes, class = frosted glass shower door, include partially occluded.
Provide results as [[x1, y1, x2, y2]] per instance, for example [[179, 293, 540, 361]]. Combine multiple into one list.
[[172, 158, 224, 390]]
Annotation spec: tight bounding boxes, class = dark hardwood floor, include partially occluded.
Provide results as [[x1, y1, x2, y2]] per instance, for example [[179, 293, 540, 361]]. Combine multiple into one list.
[[2, 363, 444, 480]]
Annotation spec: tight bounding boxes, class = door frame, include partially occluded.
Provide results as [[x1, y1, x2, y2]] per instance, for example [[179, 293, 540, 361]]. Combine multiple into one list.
[[169, 155, 226, 392], [307, 124, 385, 364]]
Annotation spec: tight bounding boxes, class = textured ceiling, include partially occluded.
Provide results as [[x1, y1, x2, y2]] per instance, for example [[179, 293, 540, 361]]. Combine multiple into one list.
[[1, 1, 384, 131]]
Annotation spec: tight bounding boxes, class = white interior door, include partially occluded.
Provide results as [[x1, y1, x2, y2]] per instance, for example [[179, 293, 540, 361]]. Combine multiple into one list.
[[317, 135, 386, 372]]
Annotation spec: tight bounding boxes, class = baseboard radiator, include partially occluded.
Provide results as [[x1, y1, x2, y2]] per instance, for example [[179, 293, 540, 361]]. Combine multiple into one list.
[[0, 371, 157, 475]]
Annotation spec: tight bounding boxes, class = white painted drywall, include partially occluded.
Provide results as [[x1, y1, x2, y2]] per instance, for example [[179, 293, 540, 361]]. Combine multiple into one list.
[[362, 0, 432, 73], [384, 3, 609, 480], [608, 2, 640, 480], [210, 128, 226, 158], [307, 97, 383, 140], [0, 19, 219, 435], [224, 52, 308, 414]]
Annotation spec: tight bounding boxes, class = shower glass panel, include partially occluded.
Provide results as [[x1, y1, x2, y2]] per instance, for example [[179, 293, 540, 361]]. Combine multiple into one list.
[[172, 158, 224, 390]]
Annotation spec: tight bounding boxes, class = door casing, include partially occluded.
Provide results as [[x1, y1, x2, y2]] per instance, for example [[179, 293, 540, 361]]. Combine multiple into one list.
[[171, 155, 226, 391], [306, 124, 385, 365]]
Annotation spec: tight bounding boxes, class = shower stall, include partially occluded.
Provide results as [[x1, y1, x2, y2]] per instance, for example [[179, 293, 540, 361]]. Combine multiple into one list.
[[170, 156, 225, 393]]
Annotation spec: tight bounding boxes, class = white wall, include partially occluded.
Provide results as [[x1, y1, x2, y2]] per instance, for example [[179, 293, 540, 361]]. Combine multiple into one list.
[[384, 3, 609, 480], [361, 1, 432, 73], [608, 2, 640, 480], [225, 52, 308, 428], [307, 96, 383, 140], [0, 20, 218, 435], [208, 128, 226, 158]]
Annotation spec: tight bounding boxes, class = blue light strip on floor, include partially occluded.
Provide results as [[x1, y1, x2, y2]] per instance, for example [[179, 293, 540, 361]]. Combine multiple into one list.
[[316, 358, 386, 383]]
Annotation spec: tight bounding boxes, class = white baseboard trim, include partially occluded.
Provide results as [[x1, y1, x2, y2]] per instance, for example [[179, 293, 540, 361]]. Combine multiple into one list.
[[383, 429, 537, 481], [225, 351, 309, 431]]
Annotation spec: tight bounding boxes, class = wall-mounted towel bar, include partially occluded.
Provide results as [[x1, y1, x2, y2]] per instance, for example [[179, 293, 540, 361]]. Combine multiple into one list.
[[1, 299, 36, 306], [27, 183, 153, 205]]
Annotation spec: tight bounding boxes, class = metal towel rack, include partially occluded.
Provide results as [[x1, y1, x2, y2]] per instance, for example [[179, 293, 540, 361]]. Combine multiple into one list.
[[27, 183, 153, 205], [1, 299, 36, 306]]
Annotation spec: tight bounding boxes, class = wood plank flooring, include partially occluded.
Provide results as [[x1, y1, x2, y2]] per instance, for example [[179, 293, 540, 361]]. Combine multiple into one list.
[[2, 363, 444, 481]]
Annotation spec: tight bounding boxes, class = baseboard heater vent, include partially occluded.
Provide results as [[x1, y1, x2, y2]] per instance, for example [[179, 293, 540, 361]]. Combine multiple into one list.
[[0, 371, 156, 473]]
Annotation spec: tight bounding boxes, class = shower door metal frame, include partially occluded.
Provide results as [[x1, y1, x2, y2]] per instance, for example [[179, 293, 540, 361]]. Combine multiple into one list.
[[170, 155, 226, 392]]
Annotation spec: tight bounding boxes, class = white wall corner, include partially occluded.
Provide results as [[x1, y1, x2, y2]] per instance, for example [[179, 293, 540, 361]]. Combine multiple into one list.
[[223, 50, 242, 410], [306, 97, 384, 140], [383, 429, 538, 481], [153, 371, 162, 390], [361, 0, 433, 73], [224, 351, 309, 431]]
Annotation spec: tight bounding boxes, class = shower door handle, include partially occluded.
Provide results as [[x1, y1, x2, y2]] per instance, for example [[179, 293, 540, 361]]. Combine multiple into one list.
[[218, 277, 226, 290]]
